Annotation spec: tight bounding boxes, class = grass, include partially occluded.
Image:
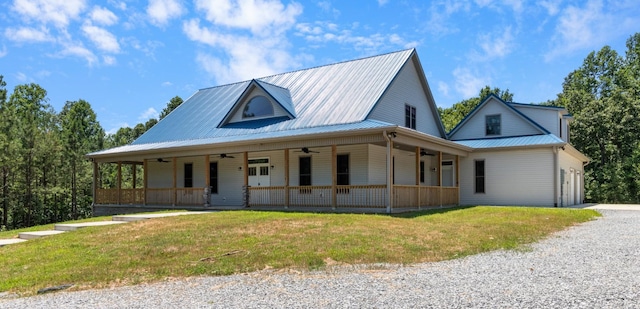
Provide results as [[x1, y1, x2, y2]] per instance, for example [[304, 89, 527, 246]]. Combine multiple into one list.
[[0, 206, 599, 296]]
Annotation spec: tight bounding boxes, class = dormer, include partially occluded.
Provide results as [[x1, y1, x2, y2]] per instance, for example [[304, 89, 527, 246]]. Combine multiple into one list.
[[218, 79, 296, 128]]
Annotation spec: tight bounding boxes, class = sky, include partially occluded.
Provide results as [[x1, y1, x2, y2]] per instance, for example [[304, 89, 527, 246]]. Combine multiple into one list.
[[1, 0, 638, 134]]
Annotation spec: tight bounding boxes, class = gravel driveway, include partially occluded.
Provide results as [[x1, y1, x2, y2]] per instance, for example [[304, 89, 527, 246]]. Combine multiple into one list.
[[2, 209, 639, 308]]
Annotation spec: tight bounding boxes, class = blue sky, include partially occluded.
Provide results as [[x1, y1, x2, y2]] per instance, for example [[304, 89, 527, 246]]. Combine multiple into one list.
[[1, 0, 638, 134]]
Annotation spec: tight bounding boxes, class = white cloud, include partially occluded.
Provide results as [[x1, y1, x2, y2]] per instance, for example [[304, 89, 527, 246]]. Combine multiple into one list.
[[194, 0, 303, 36], [139, 107, 159, 121], [473, 27, 514, 61], [5, 27, 54, 43], [103, 55, 117, 65], [16, 72, 28, 82], [90, 6, 118, 26], [82, 22, 120, 53], [438, 81, 450, 97], [545, 0, 640, 60], [162, 81, 173, 87], [378, 0, 389, 6], [12, 0, 87, 28], [539, 0, 561, 15], [0, 46, 7, 58], [57, 43, 98, 65], [147, 0, 185, 26], [453, 67, 489, 98]]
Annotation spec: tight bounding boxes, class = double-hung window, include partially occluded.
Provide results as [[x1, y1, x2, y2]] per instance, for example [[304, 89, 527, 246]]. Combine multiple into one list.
[[405, 104, 416, 129], [485, 114, 501, 135], [475, 160, 485, 193], [184, 163, 193, 188], [209, 162, 218, 194], [299, 157, 311, 193]]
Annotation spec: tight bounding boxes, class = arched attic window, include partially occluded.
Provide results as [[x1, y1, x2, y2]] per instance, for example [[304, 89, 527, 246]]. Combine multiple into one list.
[[242, 95, 274, 119]]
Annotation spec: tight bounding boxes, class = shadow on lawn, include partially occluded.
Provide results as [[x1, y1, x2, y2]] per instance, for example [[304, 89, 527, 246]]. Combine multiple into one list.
[[390, 205, 477, 219]]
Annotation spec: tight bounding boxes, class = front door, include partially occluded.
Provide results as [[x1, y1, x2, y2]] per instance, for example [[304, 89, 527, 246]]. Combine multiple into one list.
[[248, 158, 270, 187]]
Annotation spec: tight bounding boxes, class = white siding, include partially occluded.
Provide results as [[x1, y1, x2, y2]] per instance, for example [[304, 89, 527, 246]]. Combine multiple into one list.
[[289, 145, 369, 186], [394, 149, 418, 185], [368, 59, 442, 137], [210, 155, 244, 206], [558, 149, 584, 206], [512, 106, 561, 137], [368, 144, 387, 185], [459, 148, 555, 206], [451, 97, 542, 140]]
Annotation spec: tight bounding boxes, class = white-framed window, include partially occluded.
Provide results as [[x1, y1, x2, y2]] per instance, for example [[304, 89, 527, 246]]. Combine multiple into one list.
[[475, 160, 485, 193], [242, 95, 274, 119]]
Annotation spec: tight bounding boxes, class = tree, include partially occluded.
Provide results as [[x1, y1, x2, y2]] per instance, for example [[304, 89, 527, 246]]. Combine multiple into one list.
[[557, 33, 640, 203], [0, 75, 12, 228], [60, 100, 104, 219], [438, 86, 513, 132], [159, 96, 183, 120]]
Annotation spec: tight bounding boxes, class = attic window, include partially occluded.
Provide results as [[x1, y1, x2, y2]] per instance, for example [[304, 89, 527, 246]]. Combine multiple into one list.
[[485, 114, 501, 136], [243, 96, 274, 119]]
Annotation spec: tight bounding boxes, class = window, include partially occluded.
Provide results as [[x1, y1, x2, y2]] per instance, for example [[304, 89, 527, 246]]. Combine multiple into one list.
[[209, 162, 218, 194], [248, 167, 257, 176], [336, 154, 349, 194], [184, 163, 193, 188], [475, 160, 485, 193], [242, 96, 274, 118], [299, 156, 311, 185], [559, 118, 563, 138], [485, 114, 501, 135], [405, 104, 416, 129], [419, 161, 425, 183]]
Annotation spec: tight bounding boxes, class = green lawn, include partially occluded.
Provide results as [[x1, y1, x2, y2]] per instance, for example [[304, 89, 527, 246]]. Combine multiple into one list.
[[0, 206, 600, 296]]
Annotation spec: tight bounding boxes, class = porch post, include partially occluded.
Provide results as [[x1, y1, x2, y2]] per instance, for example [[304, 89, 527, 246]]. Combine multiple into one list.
[[243, 152, 248, 186], [205, 155, 210, 207], [455, 155, 460, 205], [172, 157, 177, 206], [415, 147, 421, 210], [284, 149, 289, 208], [117, 161, 122, 205], [437, 152, 442, 207], [143, 159, 148, 206], [331, 144, 337, 209], [387, 137, 394, 213], [92, 161, 98, 207]]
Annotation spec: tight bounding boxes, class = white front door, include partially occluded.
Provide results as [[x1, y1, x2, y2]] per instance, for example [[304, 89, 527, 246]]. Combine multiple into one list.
[[569, 169, 575, 205], [248, 158, 270, 187]]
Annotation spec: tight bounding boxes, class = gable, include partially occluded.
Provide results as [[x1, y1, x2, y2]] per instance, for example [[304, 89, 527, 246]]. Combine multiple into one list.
[[126, 49, 415, 146], [449, 96, 546, 141], [367, 54, 445, 137], [220, 81, 294, 127]]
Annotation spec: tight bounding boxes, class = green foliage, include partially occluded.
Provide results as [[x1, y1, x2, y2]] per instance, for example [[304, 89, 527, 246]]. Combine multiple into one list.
[[159, 95, 183, 120], [438, 86, 513, 132], [557, 33, 640, 203]]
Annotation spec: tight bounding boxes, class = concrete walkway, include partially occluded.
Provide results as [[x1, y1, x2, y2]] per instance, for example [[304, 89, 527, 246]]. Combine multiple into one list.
[[0, 211, 212, 247]]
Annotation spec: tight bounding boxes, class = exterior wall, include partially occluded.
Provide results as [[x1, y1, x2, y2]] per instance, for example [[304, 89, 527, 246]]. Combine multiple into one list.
[[368, 144, 387, 185], [209, 155, 244, 206], [288, 145, 370, 186], [394, 149, 418, 185], [512, 106, 562, 138], [368, 59, 442, 137], [451, 97, 541, 140], [558, 149, 585, 206], [459, 148, 555, 206]]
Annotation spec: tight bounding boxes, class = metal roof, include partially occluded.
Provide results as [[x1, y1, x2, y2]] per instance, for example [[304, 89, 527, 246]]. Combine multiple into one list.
[[89, 120, 395, 156], [453, 134, 565, 149], [128, 49, 415, 148]]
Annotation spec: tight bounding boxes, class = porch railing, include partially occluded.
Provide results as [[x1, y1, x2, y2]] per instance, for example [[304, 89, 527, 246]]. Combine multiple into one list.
[[394, 185, 459, 209], [96, 188, 206, 206], [248, 185, 387, 208]]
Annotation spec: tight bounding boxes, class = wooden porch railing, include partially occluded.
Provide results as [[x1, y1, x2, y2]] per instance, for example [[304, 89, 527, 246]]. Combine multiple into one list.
[[248, 185, 387, 208], [96, 188, 206, 206], [394, 185, 459, 208]]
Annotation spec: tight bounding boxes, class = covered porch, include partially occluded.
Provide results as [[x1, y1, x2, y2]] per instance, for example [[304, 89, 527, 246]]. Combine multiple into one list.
[[91, 129, 469, 215]]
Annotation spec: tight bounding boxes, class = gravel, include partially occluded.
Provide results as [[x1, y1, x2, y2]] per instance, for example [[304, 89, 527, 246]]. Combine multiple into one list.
[[2, 209, 639, 309]]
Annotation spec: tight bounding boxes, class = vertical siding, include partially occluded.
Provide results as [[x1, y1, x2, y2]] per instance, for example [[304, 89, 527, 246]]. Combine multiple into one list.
[[459, 148, 555, 206], [367, 60, 442, 137], [451, 98, 542, 140]]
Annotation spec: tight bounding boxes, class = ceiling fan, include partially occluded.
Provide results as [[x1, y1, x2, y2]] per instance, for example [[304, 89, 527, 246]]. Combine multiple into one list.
[[420, 150, 435, 157], [295, 147, 319, 154], [157, 158, 171, 163], [219, 153, 235, 159]]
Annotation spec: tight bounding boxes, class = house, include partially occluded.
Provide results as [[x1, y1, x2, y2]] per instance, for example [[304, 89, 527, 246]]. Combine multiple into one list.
[[86, 49, 587, 216]]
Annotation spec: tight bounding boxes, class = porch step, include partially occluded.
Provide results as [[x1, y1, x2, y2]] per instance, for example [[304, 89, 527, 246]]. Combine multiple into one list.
[[112, 211, 212, 222], [0, 238, 28, 247], [54, 221, 127, 231], [18, 230, 66, 240]]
